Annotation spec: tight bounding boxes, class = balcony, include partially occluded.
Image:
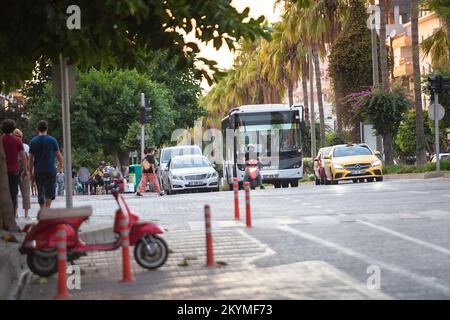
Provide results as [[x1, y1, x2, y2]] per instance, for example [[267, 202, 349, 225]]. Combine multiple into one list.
[[392, 35, 412, 49]]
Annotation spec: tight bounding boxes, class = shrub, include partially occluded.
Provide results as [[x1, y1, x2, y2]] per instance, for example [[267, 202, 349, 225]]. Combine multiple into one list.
[[303, 157, 314, 175]]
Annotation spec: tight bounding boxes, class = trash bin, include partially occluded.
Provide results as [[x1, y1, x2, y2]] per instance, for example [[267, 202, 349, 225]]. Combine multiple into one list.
[[129, 164, 142, 190]]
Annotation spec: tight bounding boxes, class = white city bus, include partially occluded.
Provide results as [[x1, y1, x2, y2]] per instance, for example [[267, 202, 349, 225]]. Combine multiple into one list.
[[221, 104, 305, 188]]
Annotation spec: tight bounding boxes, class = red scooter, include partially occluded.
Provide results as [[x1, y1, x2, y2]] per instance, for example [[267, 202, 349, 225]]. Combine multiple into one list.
[[20, 183, 169, 277], [244, 159, 263, 190]]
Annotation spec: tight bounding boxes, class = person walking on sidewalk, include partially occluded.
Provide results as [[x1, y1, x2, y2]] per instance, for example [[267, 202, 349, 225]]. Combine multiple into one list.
[[1, 120, 28, 228], [136, 147, 163, 196], [77, 164, 90, 195], [29, 120, 64, 208], [56, 168, 65, 196], [13, 128, 31, 219]]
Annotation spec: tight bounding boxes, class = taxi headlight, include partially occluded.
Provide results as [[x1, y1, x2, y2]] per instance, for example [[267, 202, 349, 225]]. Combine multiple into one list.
[[333, 163, 344, 170], [372, 160, 382, 167]]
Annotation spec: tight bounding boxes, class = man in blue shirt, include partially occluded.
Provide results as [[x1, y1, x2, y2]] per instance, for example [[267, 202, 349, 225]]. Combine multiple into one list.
[[29, 120, 64, 208]]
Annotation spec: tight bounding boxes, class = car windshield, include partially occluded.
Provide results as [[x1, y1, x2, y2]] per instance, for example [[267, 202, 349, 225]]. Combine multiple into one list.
[[333, 145, 372, 157], [320, 147, 332, 157], [161, 147, 201, 163], [171, 157, 210, 169]]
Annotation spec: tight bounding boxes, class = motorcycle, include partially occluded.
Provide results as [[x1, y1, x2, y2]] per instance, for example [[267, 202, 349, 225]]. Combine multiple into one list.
[[244, 159, 263, 190], [19, 180, 169, 277]]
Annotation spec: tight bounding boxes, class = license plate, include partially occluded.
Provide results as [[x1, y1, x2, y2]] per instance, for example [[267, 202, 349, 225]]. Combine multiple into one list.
[[188, 181, 202, 186], [351, 170, 363, 175], [263, 174, 278, 179]]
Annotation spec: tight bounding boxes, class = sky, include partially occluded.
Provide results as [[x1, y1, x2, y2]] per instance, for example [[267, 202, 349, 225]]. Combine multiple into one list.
[[195, 0, 281, 90]]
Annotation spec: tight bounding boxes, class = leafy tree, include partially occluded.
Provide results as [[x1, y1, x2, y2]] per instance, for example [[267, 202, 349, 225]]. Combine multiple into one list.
[[395, 110, 434, 161], [328, 0, 374, 141], [30, 69, 174, 167], [344, 88, 410, 165], [0, 0, 267, 91], [0, 0, 267, 230]]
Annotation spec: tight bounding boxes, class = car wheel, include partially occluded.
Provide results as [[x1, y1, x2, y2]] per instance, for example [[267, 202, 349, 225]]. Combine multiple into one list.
[[315, 178, 321, 185], [274, 183, 281, 188], [367, 177, 374, 182], [358, 178, 365, 183], [352, 179, 358, 183], [376, 176, 383, 182]]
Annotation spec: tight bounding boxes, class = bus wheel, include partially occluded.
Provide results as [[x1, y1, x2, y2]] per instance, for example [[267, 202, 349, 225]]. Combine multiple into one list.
[[291, 180, 299, 188], [274, 183, 281, 188], [281, 182, 289, 188]]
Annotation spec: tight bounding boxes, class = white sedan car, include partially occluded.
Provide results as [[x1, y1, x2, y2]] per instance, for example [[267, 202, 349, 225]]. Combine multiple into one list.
[[162, 155, 219, 194]]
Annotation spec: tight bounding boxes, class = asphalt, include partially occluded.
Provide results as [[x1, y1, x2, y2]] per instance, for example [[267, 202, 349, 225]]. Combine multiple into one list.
[[16, 178, 450, 299]]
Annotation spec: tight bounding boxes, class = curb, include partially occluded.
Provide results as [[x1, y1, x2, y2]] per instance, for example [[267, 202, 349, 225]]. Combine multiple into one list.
[[384, 171, 450, 180]]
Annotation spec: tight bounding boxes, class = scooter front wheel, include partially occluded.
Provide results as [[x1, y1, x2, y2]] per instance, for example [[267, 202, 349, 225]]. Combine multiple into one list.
[[134, 235, 169, 270], [27, 249, 58, 278]]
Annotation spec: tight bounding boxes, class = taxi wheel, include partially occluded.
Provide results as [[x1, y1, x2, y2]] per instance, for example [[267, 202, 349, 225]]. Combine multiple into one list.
[[367, 177, 374, 182], [376, 177, 383, 182], [352, 179, 358, 183]]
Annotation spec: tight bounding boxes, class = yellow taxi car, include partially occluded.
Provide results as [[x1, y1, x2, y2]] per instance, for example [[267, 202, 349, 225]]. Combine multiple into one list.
[[323, 143, 383, 184]]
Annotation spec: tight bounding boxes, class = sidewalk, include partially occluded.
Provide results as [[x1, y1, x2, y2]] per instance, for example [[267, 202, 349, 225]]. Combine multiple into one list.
[[0, 229, 26, 300], [19, 225, 390, 300]]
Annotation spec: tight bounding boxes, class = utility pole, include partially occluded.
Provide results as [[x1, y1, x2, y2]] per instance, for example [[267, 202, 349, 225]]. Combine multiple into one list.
[[434, 91, 440, 172], [309, 47, 316, 159], [59, 55, 73, 208]]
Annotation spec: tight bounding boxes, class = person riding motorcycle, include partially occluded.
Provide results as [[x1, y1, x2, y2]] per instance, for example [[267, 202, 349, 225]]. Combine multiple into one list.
[[243, 144, 264, 189]]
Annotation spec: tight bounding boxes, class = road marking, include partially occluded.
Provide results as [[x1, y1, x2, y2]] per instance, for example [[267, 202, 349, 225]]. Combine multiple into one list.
[[358, 221, 450, 256], [408, 191, 430, 195], [279, 225, 450, 296]]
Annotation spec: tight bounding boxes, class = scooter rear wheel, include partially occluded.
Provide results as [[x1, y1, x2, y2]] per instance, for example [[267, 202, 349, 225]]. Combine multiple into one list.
[[27, 249, 58, 278], [134, 235, 169, 270]]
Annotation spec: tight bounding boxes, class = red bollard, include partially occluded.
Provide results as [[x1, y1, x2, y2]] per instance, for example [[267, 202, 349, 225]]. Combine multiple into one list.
[[56, 224, 69, 299], [204, 204, 215, 267], [244, 182, 252, 228], [118, 211, 134, 283], [233, 177, 240, 220]]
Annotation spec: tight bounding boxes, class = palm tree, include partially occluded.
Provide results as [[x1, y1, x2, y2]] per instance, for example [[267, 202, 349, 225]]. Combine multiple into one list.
[[421, 0, 450, 68], [379, 0, 390, 93], [412, 0, 428, 166]]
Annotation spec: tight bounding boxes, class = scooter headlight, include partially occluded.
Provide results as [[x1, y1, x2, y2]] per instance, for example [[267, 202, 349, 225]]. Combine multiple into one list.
[[24, 240, 36, 249]]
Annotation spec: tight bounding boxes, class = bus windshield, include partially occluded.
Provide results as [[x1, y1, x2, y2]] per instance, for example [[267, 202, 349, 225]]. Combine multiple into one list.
[[236, 111, 301, 155]]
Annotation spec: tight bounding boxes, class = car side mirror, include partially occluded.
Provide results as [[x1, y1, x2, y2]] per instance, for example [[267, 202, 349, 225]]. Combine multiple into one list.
[[374, 151, 381, 157], [323, 155, 331, 160]]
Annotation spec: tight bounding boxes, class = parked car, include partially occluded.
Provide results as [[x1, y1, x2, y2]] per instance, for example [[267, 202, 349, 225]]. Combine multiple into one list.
[[430, 153, 450, 162], [323, 143, 383, 184], [313, 147, 332, 185], [158, 145, 202, 184], [161, 155, 219, 194]]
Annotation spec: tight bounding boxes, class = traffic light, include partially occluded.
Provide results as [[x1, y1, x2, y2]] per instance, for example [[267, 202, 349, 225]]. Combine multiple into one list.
[[441, 76, 450, 92], [140, 99, 152, 124], [428, 75, 450, 95], [428, 76, 439, 94]]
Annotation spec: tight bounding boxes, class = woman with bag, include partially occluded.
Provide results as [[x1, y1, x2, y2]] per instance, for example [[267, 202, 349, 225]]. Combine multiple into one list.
[[136, 147, 163, 197]]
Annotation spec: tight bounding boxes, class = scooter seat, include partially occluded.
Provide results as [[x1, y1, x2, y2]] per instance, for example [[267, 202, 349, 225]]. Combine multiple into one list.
[[38, 206, 93, 221]]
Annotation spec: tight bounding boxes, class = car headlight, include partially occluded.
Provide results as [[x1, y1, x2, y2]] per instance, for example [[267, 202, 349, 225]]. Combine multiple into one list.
[[372, 160, 382, 167], [172, 175, 183, 180], [333, 163, 344, 169], [207, 172, 219, 179]]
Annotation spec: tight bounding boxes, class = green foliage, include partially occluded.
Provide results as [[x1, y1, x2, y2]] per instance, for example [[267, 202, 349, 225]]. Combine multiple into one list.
[[30, 69, 175, 166], [346, 88, 410, 137], [384, 160, 450, 174], [395, 109, 434, 159], [302, 157, 314, 176], [0, 1, 267, 91], [328, 0, 374, 132], [326, 131, 346, 146]]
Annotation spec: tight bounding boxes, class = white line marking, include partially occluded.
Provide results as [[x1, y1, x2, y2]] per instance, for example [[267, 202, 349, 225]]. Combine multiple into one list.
[[358, 220, 450, 256], [279, 225, 450, 296]]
